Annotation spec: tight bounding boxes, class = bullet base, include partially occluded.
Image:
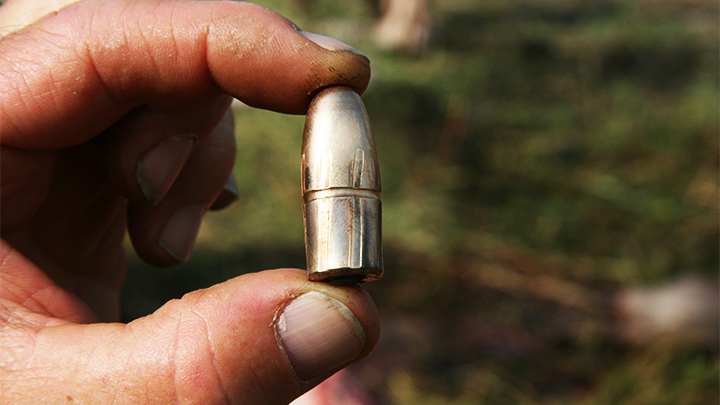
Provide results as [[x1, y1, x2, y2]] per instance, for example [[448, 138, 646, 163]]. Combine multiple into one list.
[[304, 194, 382, 280], [308, 266, 383, 285]]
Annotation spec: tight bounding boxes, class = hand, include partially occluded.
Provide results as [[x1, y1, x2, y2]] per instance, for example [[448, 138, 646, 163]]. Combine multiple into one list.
[[0, 0, 379, 403]]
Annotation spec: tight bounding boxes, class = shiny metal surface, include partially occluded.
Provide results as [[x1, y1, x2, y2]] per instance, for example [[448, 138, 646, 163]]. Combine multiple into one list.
[[302, 87, 383, 284]]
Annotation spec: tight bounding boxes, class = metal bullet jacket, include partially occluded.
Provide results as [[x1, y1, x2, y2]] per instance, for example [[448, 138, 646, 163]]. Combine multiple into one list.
[[302, 87, 383, 284]]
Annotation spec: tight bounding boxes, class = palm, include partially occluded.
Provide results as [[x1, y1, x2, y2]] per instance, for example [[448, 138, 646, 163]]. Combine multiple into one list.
[[2, 140, 127, 322]]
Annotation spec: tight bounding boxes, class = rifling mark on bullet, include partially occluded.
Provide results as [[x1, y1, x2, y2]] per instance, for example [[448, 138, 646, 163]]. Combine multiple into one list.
[[352, 149, 365, 188]]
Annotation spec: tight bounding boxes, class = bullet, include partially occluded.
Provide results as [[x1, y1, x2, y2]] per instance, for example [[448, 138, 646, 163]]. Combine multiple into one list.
[[302, 87, 383, 285]]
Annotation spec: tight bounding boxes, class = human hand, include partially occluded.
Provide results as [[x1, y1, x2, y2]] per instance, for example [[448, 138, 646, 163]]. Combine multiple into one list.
[[0, 0, 379, 403]]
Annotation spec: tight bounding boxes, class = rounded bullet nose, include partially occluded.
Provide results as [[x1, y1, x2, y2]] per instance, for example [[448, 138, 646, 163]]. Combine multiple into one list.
[[302, 87, 380, 193]]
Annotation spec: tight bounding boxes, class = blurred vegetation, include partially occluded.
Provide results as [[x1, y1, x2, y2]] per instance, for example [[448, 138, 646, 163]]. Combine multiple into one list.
[[122, 0, 719, 403]]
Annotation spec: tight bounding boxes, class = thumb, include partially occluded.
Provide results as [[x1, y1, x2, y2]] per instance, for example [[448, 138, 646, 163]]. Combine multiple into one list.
[[2, 269, 380, 404]]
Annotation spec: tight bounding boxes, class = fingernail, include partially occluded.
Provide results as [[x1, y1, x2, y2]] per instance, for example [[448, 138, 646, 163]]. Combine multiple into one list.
[[158, 204, 205, 262], [136, 134, 197, 205], [210, 173, 239, 211], [300, 31, 367, 59], [275, 291, 366, 381]]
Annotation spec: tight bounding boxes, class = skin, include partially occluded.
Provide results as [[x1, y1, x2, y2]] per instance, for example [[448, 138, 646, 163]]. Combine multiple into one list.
[[0, 0, 379, 403]]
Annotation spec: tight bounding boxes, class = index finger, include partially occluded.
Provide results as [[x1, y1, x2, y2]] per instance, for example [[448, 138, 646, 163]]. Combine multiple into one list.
[[0, 0, 371, 149]]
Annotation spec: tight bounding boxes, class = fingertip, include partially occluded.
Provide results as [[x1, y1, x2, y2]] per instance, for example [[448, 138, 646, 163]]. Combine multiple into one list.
[[274, 291, 367, 381], [124, 105, 236, 267], [209, 173, 238, 211], [156, 204, 205, 263], [206, 2, 371, 114], [177, 268, 381, 400]]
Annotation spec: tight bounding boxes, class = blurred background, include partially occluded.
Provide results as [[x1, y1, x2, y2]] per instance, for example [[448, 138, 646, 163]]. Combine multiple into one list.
[[122, 0, 719, 403]]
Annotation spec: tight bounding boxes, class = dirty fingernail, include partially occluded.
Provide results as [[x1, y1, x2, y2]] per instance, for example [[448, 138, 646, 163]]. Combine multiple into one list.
[[275, 291, 366, 381], [158, 204, 205, 262], [136, 134, 197, 205], [300, 31, 367, 58]]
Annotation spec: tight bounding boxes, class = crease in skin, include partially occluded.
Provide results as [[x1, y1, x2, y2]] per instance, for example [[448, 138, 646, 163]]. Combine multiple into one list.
[[0, 239, 97, 323], [244, 354, 274, 403], [168, 307, 226, 404], [4, 223, 119, 322], [189, 308, 232, 405], [0, 0, 72, 36], [103, 326, 138, 405]]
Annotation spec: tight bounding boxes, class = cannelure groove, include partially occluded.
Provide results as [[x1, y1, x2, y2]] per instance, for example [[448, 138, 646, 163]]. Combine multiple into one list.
[[301, 87, 383, 285]]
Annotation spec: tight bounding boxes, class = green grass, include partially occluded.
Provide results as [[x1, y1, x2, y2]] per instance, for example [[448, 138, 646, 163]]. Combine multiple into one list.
[[123, 0, 719, 402]]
